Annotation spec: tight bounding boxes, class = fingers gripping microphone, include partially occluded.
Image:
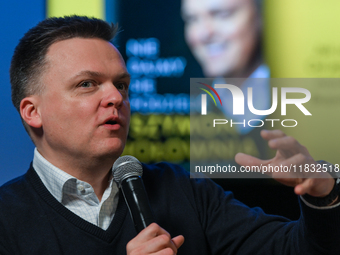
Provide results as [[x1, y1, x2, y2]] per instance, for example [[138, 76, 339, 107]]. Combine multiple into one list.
[[113, 156, 154, 233]]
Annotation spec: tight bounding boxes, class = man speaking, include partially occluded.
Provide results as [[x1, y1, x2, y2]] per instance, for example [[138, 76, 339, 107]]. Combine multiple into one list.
[[0, 16, 339, 254]]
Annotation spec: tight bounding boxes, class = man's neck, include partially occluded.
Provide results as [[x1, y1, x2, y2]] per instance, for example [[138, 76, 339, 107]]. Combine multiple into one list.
[[230, 60, 261, 79], [36, 147, 116, 201]]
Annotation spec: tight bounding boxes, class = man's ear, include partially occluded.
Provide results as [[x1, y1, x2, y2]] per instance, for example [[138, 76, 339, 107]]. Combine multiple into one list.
[[20, 96, 42, 128]]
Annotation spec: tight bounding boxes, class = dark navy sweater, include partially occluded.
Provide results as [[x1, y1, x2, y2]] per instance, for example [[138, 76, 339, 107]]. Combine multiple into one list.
[[1, 162, 339, 254]]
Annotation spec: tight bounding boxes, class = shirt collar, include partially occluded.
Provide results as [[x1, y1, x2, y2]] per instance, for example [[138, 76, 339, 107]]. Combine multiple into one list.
[[32, 148, 115, 203], [33, 148, 77, 202]]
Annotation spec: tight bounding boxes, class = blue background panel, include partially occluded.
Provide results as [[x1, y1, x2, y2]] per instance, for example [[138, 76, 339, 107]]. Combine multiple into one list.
[[0, 1, 45, 185]]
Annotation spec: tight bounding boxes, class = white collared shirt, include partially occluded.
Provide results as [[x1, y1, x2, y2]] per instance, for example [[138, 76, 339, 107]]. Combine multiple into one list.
[[32, 148, 119, 230]]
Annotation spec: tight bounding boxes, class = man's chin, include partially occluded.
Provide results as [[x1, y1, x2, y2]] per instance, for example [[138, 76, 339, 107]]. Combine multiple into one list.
[[96, 140, 126, 160], [203, 66, 233, 78], [199, 58, 232, 77]]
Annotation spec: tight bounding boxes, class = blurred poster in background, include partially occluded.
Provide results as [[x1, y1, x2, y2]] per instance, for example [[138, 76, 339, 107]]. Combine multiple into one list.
[[113, 0, 272, 170], [112, 0, 340, 168], [113, 0, 202, 169]]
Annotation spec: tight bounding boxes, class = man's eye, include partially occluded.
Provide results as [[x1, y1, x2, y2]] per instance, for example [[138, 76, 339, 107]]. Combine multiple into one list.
[[80, 81, 94, 88], [214, 8, 236, 19], [116, 83, 127, 90]]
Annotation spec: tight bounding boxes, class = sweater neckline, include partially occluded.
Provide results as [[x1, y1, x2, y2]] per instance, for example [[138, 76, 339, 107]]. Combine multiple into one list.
[[26, 165, 129, 243]]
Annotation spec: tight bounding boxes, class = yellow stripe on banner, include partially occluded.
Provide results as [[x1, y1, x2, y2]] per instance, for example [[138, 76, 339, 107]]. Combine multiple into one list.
[[264, 0, 340, 78], [47, 0, 104, 19], [264, 0, 340, 164]]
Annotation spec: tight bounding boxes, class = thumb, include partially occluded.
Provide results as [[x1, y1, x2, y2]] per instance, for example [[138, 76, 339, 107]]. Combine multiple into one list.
[[172, 235, 185, 249], [235, 153, 271, 167]]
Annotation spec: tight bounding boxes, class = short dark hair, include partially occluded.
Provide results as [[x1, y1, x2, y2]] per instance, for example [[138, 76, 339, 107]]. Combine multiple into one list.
[[10, 15, 118, 113]]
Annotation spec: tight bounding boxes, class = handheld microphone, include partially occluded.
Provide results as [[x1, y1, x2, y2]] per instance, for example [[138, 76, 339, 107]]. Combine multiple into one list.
[[112, 155, 154, 233]]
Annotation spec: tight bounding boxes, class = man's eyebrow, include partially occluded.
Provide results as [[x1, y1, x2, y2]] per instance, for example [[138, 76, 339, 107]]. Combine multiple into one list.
[[71, 70, 131, 80], [118, 72, 131, 79], [72, 70, 103, 79]]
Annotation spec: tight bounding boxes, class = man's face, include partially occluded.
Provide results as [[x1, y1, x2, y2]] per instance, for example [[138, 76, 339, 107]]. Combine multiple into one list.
[[36, 38, 130, 164], [182, 0, 260, 77]]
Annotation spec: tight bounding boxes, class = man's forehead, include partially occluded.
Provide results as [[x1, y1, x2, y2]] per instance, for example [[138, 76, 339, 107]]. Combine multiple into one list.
[[42, 37, 127, 81], [45, 37, 125, 68]]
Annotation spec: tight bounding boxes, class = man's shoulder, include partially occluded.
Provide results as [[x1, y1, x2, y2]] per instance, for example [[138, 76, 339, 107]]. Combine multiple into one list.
[[141, 161, 197, 186], [142, 161, 217, 184], [141, 161, 220, 194], [142, 162, 189, 178], [0, 175, 27, 195], [0, 167, 33, 206]]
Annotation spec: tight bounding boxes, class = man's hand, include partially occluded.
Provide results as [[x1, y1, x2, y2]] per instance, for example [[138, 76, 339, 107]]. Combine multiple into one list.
[[126, 223, 185, 255], [235, 130, 335, 198]]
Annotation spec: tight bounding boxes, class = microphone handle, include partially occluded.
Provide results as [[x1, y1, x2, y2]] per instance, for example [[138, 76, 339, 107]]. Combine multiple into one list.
[[121, 176, 154, 233]]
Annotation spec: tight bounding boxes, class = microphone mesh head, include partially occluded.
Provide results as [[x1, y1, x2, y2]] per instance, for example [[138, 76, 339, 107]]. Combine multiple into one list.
[[112, 155, 143, 184]]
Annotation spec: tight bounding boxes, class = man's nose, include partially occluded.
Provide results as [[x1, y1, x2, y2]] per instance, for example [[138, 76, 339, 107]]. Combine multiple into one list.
[[101, 83, 124, 108], [196, 18, 215, 42]]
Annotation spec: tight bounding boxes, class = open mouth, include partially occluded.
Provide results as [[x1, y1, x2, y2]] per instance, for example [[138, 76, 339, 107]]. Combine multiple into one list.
[[205, 43, 226, 57], [105, 120, 118, 125], [102, 116, 121, 130]]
